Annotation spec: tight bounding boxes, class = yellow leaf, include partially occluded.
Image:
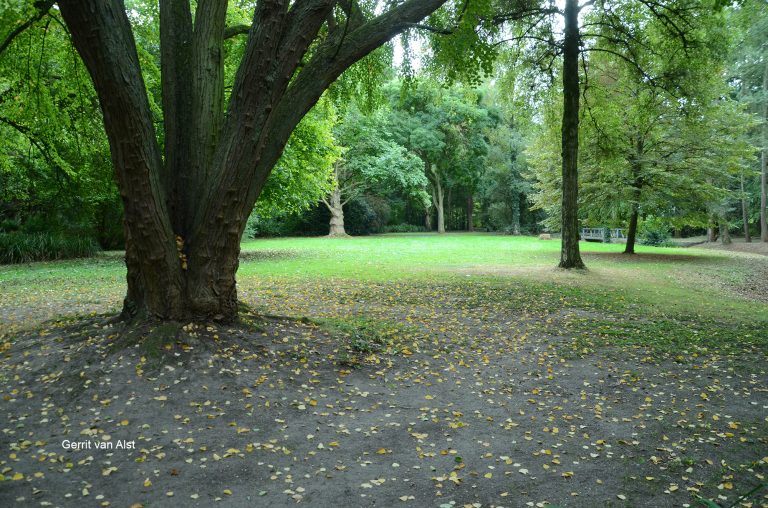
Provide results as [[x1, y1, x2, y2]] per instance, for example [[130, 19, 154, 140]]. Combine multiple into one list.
[[223, 489, 232, 495], [143, 478, 152, 488]]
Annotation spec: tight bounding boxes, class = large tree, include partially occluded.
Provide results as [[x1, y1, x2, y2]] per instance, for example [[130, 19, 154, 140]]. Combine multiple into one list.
[[388, 81, 492, 233], [323, 105, 426, 236], [48, 0, 448, 322]]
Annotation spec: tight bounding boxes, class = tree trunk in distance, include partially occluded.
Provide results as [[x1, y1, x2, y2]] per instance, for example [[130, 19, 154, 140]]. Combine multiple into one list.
[[511, 192, 521, 235], [741, 171, 751, 242], [720, 221, 731, 245], [624, 205, 639, 254], [434, 173, 446, 234], [425, 206, 432, 231], [761, 61, 768, 242], [466, 194, 474, 231], [558, 0, 585, 269], [327, 186, 347, 237], [707, 218, 718, 243]]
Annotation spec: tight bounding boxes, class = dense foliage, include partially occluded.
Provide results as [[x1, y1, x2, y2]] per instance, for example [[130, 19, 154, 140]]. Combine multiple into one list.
[[0, 0, 764, 256]]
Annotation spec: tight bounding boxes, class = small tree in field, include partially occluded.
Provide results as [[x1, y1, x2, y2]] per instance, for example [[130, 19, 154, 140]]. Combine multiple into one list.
[[48, 0, 449, 322]]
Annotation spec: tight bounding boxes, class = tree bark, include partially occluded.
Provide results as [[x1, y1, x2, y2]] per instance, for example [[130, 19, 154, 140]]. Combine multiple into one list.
[[558, 0, 585, 269], [425, 206, 432, 231], [58, 0, 448, 322], [741, 171, 751, 242]]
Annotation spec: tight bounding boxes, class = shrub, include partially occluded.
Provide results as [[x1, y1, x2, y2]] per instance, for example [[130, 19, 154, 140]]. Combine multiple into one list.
[[383, 224, 427, 233], [0, 232, 100, 264], [639, 217, 675, 247]]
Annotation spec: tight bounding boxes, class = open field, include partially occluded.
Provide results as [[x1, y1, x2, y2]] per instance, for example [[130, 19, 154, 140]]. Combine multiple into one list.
[[1, 234, 767, 507]]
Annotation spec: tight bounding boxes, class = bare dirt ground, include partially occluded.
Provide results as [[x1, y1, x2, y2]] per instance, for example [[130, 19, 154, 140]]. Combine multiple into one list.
[[1, 279, 766, 508]]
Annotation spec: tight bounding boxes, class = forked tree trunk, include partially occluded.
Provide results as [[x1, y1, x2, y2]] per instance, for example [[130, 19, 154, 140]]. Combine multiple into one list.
[[558, 0, 585, 269], [741, 171, 751, 243], [58, 0, 448, 322]]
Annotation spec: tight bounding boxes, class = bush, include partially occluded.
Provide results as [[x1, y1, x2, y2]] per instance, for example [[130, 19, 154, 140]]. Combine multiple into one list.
[[639, 217, 675, 247], [344, 197, 379, 235], [383, 224, 427, 233], [0, 232, 100, 264]]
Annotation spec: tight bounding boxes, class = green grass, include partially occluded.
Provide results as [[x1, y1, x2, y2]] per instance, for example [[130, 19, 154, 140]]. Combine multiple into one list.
[[238, 234, 763, 321], [1, 234, 766, 350]]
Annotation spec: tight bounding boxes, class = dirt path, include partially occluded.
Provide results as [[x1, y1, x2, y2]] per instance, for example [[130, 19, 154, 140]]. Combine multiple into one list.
[[1, 280, 766, 508]]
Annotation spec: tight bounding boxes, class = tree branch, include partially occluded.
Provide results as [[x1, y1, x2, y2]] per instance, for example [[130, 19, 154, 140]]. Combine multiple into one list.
[[0, 0, 54, 56]]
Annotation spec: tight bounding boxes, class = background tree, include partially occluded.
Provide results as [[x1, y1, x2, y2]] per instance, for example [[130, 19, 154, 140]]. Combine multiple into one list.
[[324, 104, 427, 236], [387, 81, 493, 233], [727, 0, 768, 242]]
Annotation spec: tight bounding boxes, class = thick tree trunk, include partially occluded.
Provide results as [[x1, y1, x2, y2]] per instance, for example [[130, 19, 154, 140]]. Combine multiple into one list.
[[741, 171, 751, 242], [425, 206, 432, 231], [558, 0, 585, 269], [326, 187, 347, 236], [466, 194, 474, 231]]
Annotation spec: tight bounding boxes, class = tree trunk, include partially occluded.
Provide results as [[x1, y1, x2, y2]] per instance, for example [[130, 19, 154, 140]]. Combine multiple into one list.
[[624, 204, 640, 254], [326, 186, 347, 237], [511, 191, 521, 235], [466, 194, 474, 231], [558, 0, 585, 269], [720, 221, 731, 245], [707, 218, 718, 243], [58, 0, 448, 322], [425, 206, 432, 231], [435, 183, 445, 234], [429, 164, 446, 234], [761, 61, 768, 242], [741, 171, 751, 242], [624, 148, 643, 255]]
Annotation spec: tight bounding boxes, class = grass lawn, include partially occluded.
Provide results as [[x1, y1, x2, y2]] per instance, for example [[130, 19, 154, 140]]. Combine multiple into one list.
[[1, 233, 766, 507]]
